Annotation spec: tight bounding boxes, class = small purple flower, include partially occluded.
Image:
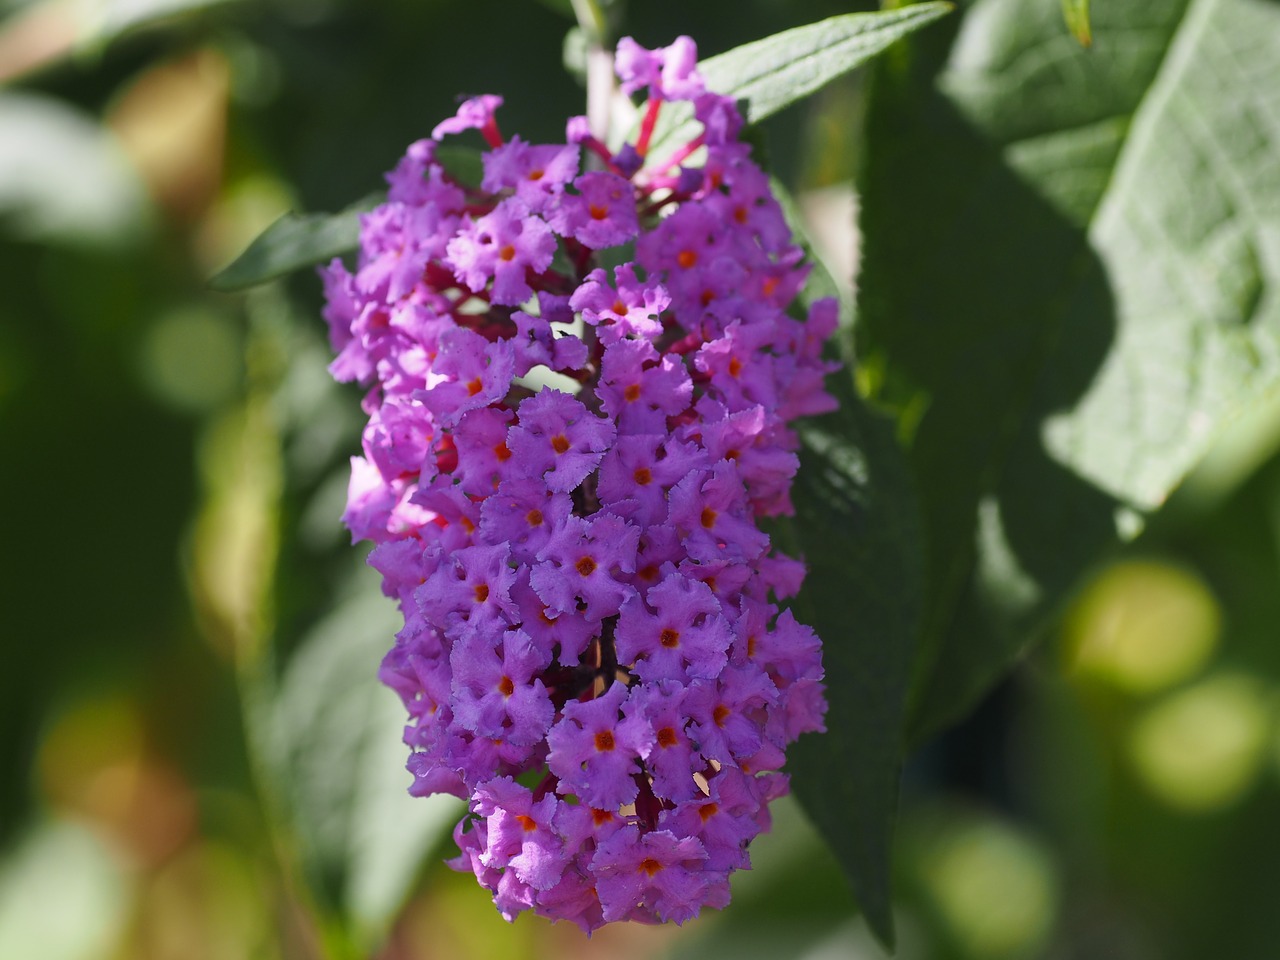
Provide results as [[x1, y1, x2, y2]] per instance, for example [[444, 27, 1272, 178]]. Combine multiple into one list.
[[685, 666, 778, 767], [531, 513, 638, 620], [477, 478, 572, 562], [694, 320, 780, 412], [472, 778, 567, 891], [597, 338, 692, 435], [597, 433, 706, 526], [482, 136, 580, 215], [446, 198, 556, 305], [362, 395, 438, 482], [450, 629, 554, 745], [415, 328, 515, 427], [569, 264, 669, 344], [432, 93, 504, 141], [415, 542, 518, 635], [546, 681, 653, 809], [549, 171, 639, 249], [510, 570, 598, 663], [659, 768, 760, 871], [452, 406, 515, 496], [614, 36, 704, 102], [615, 572, 732, 682], [506, 388, 615, 493], [667, 461, 771, 563], [591, 826, 709, 924], [630, 680, 700, 803]]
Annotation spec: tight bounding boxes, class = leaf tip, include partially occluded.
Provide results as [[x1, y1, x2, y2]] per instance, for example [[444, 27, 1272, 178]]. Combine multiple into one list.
[[207, 262, 249, 293], [1061, 0, 1093, 48], [866, 911, 898, 954]]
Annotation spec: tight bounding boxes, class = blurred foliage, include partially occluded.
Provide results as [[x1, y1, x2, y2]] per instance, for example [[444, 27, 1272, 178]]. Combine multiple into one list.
[[2, 0, 1280, 958]]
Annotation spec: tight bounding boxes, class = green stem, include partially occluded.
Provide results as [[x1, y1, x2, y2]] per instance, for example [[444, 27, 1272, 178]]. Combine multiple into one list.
[[569, 0, 607, 45], [570, 0, 616, 144]]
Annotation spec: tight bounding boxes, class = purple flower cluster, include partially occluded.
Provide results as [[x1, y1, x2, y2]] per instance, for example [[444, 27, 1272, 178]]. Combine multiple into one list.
[[321, 36, 837, 930]]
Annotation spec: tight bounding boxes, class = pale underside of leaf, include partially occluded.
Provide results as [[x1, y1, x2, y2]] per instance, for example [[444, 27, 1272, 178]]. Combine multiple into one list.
[[857, 0, 1280, 739], [646, 3, 953, 157]]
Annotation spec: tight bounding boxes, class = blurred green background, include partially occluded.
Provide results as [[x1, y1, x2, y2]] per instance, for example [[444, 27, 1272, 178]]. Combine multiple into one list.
[[3, 1, 1280, 958]]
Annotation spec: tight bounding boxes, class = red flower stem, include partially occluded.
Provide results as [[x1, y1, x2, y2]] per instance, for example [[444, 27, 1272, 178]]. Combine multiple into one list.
[[635, 98, 663, 157], [649, 133, 705, 177], [481, 116, 504, 149]]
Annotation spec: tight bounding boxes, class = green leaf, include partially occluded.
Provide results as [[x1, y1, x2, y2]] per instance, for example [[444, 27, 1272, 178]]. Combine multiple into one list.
[[785, 377, 925, 949], [856, 0, 1280, 741], [646, 3, 952, 157], [700, 3, 953, 126], [209, 146, 484, 292], [208, 192, 379, 292], [247, 562, 461, 955]]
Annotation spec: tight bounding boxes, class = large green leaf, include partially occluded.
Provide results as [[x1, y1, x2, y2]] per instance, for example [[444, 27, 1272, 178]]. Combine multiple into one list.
[[763, 174, 920, 948], [646, 3, 953, 156], [856, 0, 1280, 740], [786, 377, 925, 949], [249, 563, 462, 957]]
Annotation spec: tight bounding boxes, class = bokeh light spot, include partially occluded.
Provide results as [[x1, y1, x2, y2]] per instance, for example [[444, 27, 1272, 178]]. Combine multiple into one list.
[[1063, 559, 1220, 695], [1128, 673, 1270, 813], [919, 815, 1058, 959], [0, 820, 129, 960], [140, 306, 241, 413]]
